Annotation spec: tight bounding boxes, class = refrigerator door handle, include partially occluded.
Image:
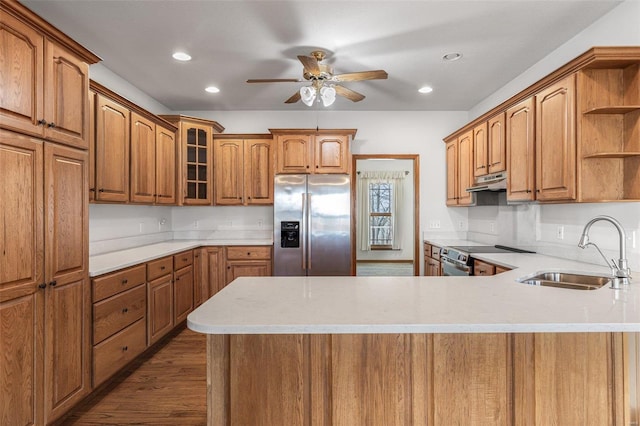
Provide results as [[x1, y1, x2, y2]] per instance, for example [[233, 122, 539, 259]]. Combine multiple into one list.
[[307, 193, 312, 270], [301, 193, 307, 270]]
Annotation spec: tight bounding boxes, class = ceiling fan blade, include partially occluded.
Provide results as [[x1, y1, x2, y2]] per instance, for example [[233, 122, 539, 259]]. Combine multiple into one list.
[[247, 78, 302, 83], [284, 91, 301, 104], [297, 55, 320, 75], [332, 70, 388, 82], [334, 85, 365, 102]]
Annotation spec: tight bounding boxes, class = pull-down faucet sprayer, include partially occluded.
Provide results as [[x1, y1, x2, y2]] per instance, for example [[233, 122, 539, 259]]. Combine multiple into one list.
[[578, 215, 631, 288]]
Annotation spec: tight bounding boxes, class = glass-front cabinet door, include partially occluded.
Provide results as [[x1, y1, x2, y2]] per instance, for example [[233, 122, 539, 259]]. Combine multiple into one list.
[[185, 124, 211, 204]]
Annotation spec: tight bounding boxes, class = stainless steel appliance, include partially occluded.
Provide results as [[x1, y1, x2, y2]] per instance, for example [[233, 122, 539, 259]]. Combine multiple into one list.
[[440, 245, 535, 276], [274, 174, 351, 276]]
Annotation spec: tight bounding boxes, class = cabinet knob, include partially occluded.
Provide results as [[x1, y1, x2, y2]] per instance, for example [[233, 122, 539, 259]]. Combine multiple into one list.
[[160, 266, 166, 270], [37, 119, 47, 126], [247, 252, 251, 256], [49, 280, 57, 287], [306, 165, 309, 169], [536, 189, 540, 193], [122, 278, 128, 284], [99, 188, 105, 192], [89, 188, 95, 192], [176, 277, 180, 281], [122, 307, 129, 313], [227, 266, 231, 270], [315, 165, 319, 168], [39, 283, 47, 289], [122, 346, 128, 351], [47, 122, 56, 128]]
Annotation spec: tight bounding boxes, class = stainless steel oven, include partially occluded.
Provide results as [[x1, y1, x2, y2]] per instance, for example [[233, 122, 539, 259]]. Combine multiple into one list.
[[440, 245, 535, 276], [440, 254, 472, 276]]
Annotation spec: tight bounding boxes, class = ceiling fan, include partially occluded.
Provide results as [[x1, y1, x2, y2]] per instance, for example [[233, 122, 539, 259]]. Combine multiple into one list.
[[247, 50, 388, 106]]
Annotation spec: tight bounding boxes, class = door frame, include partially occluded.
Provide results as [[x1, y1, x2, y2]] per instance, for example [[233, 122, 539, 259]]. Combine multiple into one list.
[[351, 154, 420, 276]]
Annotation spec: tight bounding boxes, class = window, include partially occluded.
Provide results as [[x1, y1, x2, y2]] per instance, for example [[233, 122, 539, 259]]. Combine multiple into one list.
[[369, 182, 393, 248]]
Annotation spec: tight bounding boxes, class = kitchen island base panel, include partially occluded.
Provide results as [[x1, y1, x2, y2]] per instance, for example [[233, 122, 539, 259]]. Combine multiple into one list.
[[206, 332, 628, 425]]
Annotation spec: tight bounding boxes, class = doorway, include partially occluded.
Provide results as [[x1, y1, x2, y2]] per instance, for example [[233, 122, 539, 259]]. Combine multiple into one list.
[[351, 154, 420, 276]]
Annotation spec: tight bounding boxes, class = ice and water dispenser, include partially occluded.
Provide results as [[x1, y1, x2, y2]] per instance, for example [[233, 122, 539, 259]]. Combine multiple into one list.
[[280, 221, 300, 248]]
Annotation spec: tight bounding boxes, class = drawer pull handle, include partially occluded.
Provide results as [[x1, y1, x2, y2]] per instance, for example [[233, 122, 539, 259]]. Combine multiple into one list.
[[247, 252, 251, 256], [39, 283, 47, 289], [122, 308, 129, 313], [49, 280, 57, 287], [122, 279, 128, 284], [47, 122, 56, 128], [160, 266, 166, 270], [122, 346, 128, 351], [38, 119, 47, 126]]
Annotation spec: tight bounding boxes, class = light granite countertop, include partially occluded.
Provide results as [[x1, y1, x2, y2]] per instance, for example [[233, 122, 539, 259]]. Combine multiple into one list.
[[89, 239, 273, 276], [187, 251, 640, 335]]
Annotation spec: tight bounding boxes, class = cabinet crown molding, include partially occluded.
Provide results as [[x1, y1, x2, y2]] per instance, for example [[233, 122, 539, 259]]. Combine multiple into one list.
[[269, 128, 357, 137]]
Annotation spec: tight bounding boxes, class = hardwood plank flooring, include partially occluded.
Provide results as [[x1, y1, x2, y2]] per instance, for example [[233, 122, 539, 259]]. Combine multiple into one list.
[[59, 326, 207, 425]]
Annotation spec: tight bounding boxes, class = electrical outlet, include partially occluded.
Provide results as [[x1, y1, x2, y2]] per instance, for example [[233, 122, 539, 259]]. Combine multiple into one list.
[[194, 220, 199, 229], [631, 230, 637, 249], [490, 222, 495, 233], [556, 225, 564, 240], [258, 219, 263, 228], [138, 222, 144, 233], [458, 221, 464, 230]]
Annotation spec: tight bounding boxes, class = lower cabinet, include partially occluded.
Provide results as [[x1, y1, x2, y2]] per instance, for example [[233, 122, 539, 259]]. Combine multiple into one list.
[[424, 242, 442, 276], [225, 246, 272, 286], [473, 259, 511, 276], [147, 257, 174, 346], [174, 266, 194, 324]]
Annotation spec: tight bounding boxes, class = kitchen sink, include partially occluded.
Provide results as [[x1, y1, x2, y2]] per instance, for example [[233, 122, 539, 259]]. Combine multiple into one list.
[[517, 271, 611, 290]]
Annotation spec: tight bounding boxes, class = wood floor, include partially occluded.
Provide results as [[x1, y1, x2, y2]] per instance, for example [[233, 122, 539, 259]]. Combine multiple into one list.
[[59, 326, 207, 425]]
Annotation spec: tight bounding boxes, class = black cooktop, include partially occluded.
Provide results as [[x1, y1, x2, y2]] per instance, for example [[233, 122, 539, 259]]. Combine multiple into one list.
[[447, 245, 535, 254]]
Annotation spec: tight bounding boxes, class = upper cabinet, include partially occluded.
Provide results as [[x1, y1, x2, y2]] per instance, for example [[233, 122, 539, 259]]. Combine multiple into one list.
[[271, 129, 356, 174], [213, 135, 274, 205], [90, 82, 179, 205], [0, 2, 99, 149], [160, 115, 224, 205], [445, 130, 474, 206], [445, 47, 640, 205]]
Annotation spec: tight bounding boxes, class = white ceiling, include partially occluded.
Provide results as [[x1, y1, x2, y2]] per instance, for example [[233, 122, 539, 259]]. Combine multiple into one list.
[[23, 0, 622, 111]]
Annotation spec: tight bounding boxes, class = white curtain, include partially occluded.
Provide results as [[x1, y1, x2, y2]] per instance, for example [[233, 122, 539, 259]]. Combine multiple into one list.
[[357, 171, 405, 251]]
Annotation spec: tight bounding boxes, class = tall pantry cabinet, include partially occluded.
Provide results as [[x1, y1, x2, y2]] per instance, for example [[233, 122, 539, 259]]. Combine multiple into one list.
[[0, 1, 100, 424]]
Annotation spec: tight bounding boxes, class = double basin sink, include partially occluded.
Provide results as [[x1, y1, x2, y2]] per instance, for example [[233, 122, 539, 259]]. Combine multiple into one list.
[[517, 271, 612, 290]]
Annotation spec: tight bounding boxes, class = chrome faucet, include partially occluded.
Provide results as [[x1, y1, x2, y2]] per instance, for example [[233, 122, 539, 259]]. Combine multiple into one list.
[[578, 215, 631, 288]]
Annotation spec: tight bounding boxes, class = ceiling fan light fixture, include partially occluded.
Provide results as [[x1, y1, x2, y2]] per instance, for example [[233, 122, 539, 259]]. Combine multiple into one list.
[[320, 86, 336, 106], [300, 86, 316, 106]]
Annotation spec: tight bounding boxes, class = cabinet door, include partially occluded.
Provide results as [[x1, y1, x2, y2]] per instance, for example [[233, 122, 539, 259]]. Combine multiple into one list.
[[473, 122, 488, 177], [174, 265, 194, 324], [214, 139, 244, 205], [193, 249, 206, 308], [425, 257, 441, 277], [488, 113, 506, 174], [506, 97, 535, 202], [244, 138, 274, 204], [147, 274, 173, 346], [275, 134, 312, 174], [43, 41, 89, 149], [473, 259, 496, 276], [445, 140, 458, 206], [225, 261, 272, 286], [0, 14, 45, 138], [89, 90, 96, 201], [207, 247, 225, 295], [95, 94, 130, 202], [43, 143, 90, 423], [314, 134, 349, 174], [457, 131, 474, 206], [155, 125, 176, 204], [535, 75, 576, 202], [183, 123, 212, 205], [130, 112, 156, 203], [0, 132, 45, 426]]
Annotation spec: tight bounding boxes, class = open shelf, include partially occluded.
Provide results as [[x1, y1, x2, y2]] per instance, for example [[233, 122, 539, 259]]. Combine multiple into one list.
[[583, 151, 640, 159], [583, 106, 640, 114]]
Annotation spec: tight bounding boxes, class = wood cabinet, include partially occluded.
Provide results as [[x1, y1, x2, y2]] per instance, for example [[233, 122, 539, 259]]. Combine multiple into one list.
[[506, 97, 536, 202], [91, 82, 178, 205], [474, 113, 506, 177], [94, 93, 130, 202], [160, 115, 225, 205], [472, 122, 488, 177], [445, 130, 474, 206], [213, 135, 274, 205], [423, 242, 441, 276], [91, 265, 146, 387], [147, 257, 174, 346], [194, 246, 225, 307], [0, 6, 97, 149], [271, 129, 356, 174], [173, 251, 194, 324], [225, 246, 272, 286], [208, 331, 626, 425], [473, 259, 511, 276]]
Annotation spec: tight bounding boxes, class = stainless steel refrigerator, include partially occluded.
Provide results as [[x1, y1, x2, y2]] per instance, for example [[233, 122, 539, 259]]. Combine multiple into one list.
[[274, 174, 351, 276]]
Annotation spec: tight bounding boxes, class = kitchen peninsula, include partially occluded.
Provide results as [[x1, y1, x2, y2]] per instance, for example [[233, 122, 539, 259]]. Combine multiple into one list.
[[188, 253, 639, 425]]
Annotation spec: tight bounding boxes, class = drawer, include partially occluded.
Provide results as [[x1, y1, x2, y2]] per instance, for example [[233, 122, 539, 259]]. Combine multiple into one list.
[[430, 245, 441, 260], [226, 246, 272, 260], [93, 265, 146, 302], [473, 259, 496, 276], [173, 250, 193, 270], [147, 257, 172, 281], [93, 318, 146, 387], [93, 284, 146, 345]]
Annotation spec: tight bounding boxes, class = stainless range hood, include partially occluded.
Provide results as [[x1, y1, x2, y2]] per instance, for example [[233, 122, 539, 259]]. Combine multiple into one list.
[[466, 172, 507, 193]]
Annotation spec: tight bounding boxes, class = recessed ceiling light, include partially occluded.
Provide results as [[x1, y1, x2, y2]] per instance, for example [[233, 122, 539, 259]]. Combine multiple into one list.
[[205, 86, 220, 93], [172, 52, 191, 61], [443, 52, 462, 62], [419, 86, 433, 94]]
